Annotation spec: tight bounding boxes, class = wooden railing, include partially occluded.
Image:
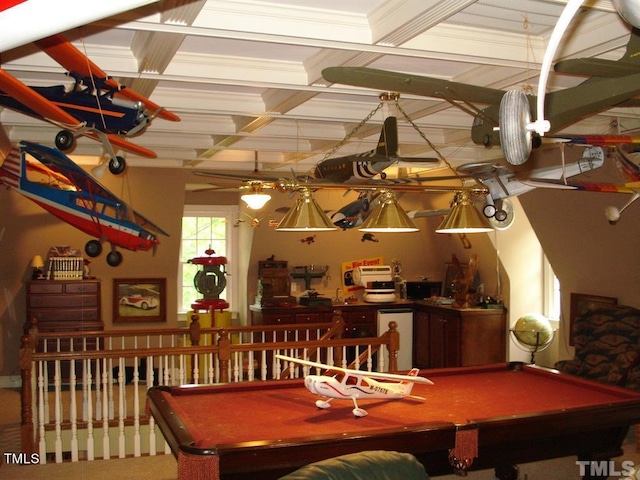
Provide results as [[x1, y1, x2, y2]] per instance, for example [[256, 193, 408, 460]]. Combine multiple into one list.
[[19, 311, 400, 463]]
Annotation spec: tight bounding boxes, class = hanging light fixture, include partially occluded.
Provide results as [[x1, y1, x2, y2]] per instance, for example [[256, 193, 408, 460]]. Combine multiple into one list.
[[276, 188, 337, 231], [241, 182, 271, 210], [436, 191, 494, 234], [359, 190, 419, 233]]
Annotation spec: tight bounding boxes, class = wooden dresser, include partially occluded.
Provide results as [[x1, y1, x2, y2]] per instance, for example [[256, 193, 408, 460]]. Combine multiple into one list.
[[26, 279, 103, 333]]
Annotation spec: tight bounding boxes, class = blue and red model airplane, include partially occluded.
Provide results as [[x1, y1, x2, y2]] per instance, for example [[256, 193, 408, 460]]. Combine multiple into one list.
[[0, 141, 168, 266], [0, 33, 180, 174]]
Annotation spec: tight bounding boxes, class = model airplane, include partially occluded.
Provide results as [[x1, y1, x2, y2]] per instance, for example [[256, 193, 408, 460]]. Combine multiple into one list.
[[275, 354, 433, 417], [0, 141, 169, 266], [520, 146, 640, 224], [0, 33, 180, 174], [194, 116, 438, 187], [321, 28, 640, 163]]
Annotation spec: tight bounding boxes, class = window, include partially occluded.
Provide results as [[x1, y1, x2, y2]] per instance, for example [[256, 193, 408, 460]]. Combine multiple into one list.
[[542, 254, 561, 320], [178, 205, 238, 317]]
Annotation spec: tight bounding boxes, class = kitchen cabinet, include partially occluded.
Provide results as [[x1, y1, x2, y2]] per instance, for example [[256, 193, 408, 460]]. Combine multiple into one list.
[[414, 303, 506, 368], [250, 302, 411, 338]]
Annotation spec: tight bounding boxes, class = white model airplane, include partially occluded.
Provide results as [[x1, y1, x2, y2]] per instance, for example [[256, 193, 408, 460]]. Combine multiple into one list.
[[275, 354, 434, 417]]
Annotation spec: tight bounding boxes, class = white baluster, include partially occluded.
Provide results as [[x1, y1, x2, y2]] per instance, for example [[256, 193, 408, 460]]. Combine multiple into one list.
[[53, 360, 62, 463], [69, 359, 78, 462]]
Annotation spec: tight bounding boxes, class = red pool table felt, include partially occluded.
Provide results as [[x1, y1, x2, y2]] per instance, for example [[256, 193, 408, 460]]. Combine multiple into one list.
[[147, 363, 640, 479]]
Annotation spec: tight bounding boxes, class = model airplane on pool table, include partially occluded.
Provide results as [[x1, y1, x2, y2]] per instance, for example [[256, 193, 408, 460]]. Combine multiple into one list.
[[0, 33, 180, 175], [322, 28, 640, 164], [276, 354, 433, 418], [0, 141, 168, 266]]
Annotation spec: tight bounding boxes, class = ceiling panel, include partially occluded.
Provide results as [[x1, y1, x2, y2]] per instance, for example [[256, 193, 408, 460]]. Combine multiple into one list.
[[0, 0, 635, 182]]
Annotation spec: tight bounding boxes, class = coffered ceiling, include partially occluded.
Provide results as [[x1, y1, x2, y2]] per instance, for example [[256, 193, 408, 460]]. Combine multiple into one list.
[[0, 0, 636, 179]]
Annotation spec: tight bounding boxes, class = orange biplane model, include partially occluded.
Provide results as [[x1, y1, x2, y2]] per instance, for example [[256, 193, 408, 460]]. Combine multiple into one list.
[[0, 33, 180, 175]]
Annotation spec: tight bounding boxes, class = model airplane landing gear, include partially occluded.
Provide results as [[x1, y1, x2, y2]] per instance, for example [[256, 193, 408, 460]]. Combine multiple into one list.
[[85, 239, 102, 258], [499, 90, 532, 166], [55, 129, 75, 151], [106, 249, 123, 267]]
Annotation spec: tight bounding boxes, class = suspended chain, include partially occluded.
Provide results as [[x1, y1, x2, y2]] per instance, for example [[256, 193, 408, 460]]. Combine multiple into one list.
[[393, 99, 458, 174], [320, 101, 385, 162]]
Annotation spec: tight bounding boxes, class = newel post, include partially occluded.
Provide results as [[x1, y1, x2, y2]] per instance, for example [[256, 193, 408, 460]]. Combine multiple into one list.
[[387, 321, 399, 372], [218, 330, 230, 383]]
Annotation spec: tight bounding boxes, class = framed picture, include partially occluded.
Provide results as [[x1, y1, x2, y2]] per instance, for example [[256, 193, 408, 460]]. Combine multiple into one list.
[[114, 278, 166, 323], [569, 293, 617, 345]]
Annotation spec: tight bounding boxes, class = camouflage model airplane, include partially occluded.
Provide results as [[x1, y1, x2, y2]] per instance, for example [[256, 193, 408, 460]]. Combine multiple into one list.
[[322, 28, 640, 159]]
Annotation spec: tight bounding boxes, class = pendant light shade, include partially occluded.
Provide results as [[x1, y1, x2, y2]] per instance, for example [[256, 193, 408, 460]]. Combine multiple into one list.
[[359, 190, 419, 233], [276, 189, 337, 231], [241, 182, 271, 210], [436, 191, 493, 234]]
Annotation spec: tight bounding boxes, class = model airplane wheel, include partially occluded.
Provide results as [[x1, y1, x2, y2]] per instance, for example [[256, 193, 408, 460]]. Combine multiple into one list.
[[55, 129, 75, 151], [483, 204, 497, 218], [109, 157, 126, 175], [85, 240, 102, 257], [352, 408, 368, 417], [489, 198, 515, 230], [107, 250, 123, 267], [315, 399, 331, 409], [499, 90, 532, 166]]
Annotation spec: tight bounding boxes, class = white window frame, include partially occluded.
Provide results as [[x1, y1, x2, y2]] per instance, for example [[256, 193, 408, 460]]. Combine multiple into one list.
[[178, 205, 239, 320], [542, 254, 561, 321]]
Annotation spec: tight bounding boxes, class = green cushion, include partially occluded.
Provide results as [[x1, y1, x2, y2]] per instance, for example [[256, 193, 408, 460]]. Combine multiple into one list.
[[278, 450, 429, 480]]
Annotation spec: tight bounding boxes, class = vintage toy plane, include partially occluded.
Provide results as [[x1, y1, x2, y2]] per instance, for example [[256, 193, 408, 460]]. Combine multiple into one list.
[[194, 116, 438, 187], [0, 33, 180, 174], [321, 28, 640, 163], [275, 354, 433, 417], [520, 145, 640, 224], [0, 141, 168, 266]]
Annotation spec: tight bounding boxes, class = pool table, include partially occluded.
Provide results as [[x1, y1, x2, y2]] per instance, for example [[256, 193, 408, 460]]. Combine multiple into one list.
[[147, 363, 640, 479]]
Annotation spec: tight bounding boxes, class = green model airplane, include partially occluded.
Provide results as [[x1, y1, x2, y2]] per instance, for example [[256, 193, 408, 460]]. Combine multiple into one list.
[[322, 28, 640, 152]]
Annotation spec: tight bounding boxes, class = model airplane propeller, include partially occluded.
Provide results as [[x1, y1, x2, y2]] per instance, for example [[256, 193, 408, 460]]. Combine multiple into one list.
[[276, 354, 433, 418], [0, 141, 168, 266], [0, 33, 180, 175]]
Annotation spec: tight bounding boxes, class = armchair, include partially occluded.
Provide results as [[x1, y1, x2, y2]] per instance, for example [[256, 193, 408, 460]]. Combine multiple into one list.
[[554, 304, 640, 389], [278, 450, 429, 480]]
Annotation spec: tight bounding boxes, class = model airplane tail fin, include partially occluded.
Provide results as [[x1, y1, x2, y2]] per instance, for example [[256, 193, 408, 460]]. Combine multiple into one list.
[[376, 116, 398, 157], [399, 368, 421, 395], [0, 145, 23, 189]]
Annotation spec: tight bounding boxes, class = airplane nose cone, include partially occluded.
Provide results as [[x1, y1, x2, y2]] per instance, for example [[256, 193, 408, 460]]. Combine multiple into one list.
[[305, 376, 318, 394]]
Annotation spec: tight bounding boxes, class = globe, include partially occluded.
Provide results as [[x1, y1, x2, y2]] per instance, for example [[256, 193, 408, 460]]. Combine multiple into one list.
[[512, 313, 554, 348]]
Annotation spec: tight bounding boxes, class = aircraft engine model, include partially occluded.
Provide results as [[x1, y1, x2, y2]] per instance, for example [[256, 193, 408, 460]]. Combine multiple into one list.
[[0, 33, 180, 174], [0, 141, 169, 266], [275, 354, 434, 417]]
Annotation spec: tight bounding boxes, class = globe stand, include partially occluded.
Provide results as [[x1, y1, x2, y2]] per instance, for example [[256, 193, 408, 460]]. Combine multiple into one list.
[[510, 328, 557, 364]]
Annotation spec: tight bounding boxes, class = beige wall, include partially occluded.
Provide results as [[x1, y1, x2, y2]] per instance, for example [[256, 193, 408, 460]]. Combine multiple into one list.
[[0, 168, 502, 377], [519, 158, 640, 363], [1, 157, 637, 378]]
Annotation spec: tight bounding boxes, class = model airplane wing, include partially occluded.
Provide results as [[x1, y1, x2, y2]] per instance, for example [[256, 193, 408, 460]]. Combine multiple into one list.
[[276, 354, 434, 384], [322, 66, 504, 106], [84, 132, 158, 159], [0, 69, 82, 127], [35, 34, 180, 123]]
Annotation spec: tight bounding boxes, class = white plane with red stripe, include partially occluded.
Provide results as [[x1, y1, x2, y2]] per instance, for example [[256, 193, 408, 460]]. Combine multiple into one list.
[[276, 354, 433, 417]]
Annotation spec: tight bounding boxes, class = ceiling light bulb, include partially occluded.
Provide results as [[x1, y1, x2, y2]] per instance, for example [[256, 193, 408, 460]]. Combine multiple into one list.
[[241, 192, 271, 210]]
